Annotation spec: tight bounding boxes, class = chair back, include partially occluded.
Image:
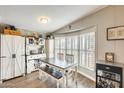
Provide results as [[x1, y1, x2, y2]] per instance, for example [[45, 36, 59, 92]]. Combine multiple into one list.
[[57, 53, 64, 60], [65, 54, 74, 62]]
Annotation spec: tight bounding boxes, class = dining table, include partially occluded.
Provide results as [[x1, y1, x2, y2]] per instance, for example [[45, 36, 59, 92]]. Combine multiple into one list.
[[38, 58, 78, 88]]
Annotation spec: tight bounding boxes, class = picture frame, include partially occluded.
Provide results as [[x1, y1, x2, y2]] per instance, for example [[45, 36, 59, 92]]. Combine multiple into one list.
[[105, 52, 114, 62], [107, 26, 124, 40]]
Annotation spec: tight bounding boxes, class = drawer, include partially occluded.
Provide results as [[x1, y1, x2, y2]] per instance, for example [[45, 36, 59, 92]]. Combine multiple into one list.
[[35, 54, 43, 58], [96, 63, 122, 74], [41, 54, 46, 58], [27, 54, 46, 60], [27, 55, 38, 60], [27, 56, 33, 59]]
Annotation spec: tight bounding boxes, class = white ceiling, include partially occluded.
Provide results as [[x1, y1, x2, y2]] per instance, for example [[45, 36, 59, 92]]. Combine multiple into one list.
[[0, 5, 106, 33]]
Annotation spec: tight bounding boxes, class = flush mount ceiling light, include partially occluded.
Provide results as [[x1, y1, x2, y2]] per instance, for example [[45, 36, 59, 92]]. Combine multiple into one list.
[[39, 17, 49, 24]]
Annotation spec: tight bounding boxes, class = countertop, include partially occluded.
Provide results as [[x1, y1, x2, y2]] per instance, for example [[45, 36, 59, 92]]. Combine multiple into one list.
[[26, 53, 45, 56], [96, 60, 124, 68]]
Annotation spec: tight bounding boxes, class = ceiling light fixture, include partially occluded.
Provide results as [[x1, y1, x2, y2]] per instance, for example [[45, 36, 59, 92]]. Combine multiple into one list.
[[39, 17, 49, 24]]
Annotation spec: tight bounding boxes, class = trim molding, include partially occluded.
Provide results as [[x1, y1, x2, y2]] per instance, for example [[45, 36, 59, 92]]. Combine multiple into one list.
[[78, 70, 95, 82]]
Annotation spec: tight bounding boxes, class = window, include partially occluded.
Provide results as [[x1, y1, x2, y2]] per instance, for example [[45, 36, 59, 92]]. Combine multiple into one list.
[[54, 28, 96, 71], [55, 36, 78, 62], [55, 37, 60, 57], [71, 36, 78, 62], [79, 32, 95, 71], [55, 37, 66, 57], [67, 36, 78, 62]]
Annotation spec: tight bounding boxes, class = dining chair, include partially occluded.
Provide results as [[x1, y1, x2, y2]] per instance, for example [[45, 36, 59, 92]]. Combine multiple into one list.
[[57, 53, 64, 60], [65, 54, 77, 85], [65, 54, 74, 62]]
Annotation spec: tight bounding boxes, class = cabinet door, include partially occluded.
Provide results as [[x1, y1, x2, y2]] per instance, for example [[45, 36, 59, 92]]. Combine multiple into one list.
[[27, 60, 35, 73], [45, 39, 54, 58], [13, 36, 25, 77], [1, 35, 13, 80]]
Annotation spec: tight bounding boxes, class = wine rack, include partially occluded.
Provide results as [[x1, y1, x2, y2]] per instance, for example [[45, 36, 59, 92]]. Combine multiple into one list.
[[96, 63, 123, 88]]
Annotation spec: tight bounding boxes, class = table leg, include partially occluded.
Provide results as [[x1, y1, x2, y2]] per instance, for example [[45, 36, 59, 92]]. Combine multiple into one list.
[[61, 70, 67, 88], [65, 71, 68, 88], [75, 66, 78, 87], [38, 69, 42, 80], [0, 80, 3, 84], [62, 73, 66, 88], [57, 80, 59, 88]]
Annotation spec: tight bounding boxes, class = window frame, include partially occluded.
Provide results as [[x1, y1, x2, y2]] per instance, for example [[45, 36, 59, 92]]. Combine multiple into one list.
[[54, 27, 96, 71]]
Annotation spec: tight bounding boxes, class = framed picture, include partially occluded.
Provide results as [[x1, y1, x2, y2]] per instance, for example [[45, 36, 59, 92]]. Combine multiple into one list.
[[107, 26, 124, 40], [105, 52, 114, 62]]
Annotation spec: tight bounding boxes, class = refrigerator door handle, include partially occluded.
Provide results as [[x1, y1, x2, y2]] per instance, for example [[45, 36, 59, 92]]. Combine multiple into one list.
[[12, 54, 16, 59]]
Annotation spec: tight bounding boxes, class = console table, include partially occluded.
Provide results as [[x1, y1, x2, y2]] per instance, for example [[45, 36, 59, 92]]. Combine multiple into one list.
[[96, 60, 124, 88]]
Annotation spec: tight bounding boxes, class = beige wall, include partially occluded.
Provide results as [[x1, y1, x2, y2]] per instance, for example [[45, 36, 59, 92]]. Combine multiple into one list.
[[53, 6, 124, 80]]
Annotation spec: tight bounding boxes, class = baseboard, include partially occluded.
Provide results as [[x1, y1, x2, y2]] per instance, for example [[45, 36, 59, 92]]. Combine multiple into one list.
[[2, 75, 23, 82], [78, 70, 96, 82]]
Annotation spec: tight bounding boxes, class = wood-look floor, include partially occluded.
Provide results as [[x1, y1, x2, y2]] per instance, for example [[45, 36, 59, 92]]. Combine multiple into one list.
[[0, 71, 95, 88]]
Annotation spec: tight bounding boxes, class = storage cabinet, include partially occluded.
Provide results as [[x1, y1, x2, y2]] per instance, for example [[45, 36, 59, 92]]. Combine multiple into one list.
[[96, 61, 123, 88], [27, 54, 46, 73], [26, 36, 46, 73], [45, 39, 54, 58], [0, 34, 25, 82], [27, 60, 36, 73]]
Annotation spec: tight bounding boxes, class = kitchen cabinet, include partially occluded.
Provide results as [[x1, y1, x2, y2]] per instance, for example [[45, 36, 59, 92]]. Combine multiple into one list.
[[26, 36, 46, 73], [27, 54, 46, 73], [0, 34, 25, 83], [27, 60, 36, 73]]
